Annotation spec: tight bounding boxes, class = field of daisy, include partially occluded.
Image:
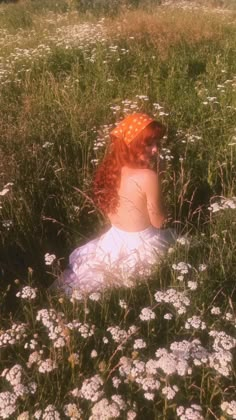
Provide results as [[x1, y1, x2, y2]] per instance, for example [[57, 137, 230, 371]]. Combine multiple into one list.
[[0, 0, 236, 419]]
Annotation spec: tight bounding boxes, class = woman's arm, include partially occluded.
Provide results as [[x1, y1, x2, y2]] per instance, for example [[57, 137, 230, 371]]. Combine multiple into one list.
[[143, 169, 166, 228]]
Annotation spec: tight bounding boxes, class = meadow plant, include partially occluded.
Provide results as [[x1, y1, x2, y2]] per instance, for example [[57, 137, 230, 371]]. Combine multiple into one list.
[[0, 0, 236, 418]]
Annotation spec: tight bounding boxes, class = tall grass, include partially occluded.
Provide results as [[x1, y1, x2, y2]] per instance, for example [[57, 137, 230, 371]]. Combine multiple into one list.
[[0, 1, 235, 419]]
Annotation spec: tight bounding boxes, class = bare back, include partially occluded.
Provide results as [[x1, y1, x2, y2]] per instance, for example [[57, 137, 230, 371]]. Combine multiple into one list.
[[107, 166, 164, 232]]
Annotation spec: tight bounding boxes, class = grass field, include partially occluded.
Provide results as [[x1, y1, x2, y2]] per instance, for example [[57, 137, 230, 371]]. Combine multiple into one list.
[[0, 0, 236, 419]]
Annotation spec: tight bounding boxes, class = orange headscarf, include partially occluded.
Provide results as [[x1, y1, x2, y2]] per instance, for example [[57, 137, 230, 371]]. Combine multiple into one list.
[[110, 113, 155, 145]]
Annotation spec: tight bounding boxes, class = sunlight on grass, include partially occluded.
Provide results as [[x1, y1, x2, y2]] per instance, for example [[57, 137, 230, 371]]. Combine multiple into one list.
[[0, 0, 235, 419]]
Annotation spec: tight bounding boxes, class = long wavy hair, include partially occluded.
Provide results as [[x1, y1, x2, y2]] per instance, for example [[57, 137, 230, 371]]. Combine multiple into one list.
[[93, 121, 166, 215]]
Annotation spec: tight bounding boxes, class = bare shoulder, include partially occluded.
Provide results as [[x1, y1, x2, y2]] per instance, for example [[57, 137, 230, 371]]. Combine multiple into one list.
[[139, 169, 158, 184], [121, 167, 158, 190]]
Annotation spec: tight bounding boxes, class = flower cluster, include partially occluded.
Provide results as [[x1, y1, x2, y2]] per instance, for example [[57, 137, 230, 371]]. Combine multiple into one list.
[[67, 320, 95, 339], [172, 261, 192, 274], [38, 359, 58, 374], [70, 289, 84, 302], [36, 309, 69, 348], [154, 289, 190, 314], [139, 307, 156, 321], [185, 316, 206, 330], [208, 197, 236, 213], [221, 400, 236, 419], [162, 385, 179, 400], [34, 404, 61, 420], [0, 392, 17, 419], [155, 348, 189, 376], [1, 364, 37, 417], [90, 396, 126, 419], [133, 339, 147, 350], [209, 330, 236, 352], [170, 339, 208, 367], [78, 375, 104, 402], [207, 330, 236, 377], [64, 403, 82, 419], [107, 325, 137, 343], [210, 306, 221, 315], [176, 236, 190, 246], [177, 404, 204, 420], [0, 323, 27, 348], [44, 253, 56, 265], [89, 292, 101, 301], [16, 286, 37, 300]]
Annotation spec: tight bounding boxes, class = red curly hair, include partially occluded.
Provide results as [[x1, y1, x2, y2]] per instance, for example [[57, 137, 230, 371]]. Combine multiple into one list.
[[93, 121, 166, 215]]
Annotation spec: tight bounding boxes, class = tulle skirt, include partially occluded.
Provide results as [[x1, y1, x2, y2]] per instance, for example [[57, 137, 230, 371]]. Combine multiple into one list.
[[52, 225, 176, 296]]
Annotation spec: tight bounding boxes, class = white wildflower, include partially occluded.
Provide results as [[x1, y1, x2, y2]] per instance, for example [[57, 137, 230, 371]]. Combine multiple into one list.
[[139, 307, 156, 321], [155, 348, 189, 376], [70, 388, 80, 398], [118, 356, 132, 377], [209, 330, 236, 352], [164, 313, 173, 320], [209, 350, 232, 377], [119, 299, 128, 309], [185, 316, 206, 330], [198, 264, 207, 272], [0, 323, 27, 348], [34, 410, 42, 419], [42, 405, 61, 420], [133, 339, 147, 349], [89, 292, 101, 301], [144, 392, 155, 400], [80, 375, 104, 402], [111, 395, 126, 410], [141, 377, 160, 392], [129, 360, 146, 382], [162, 385, 179, 400], [14, 384, 29, 398], [44, 253, 56, 266], [112, 376, 121, 389], [70, 290, 83, 302], [64, 403, 82, 419], [38, 359, 57, 373], [146, 359, 159, 375], [225, 312, 233, 321], [1, 364, 22, 387], [127, 410, 137, 420], [177, 404, 204, 420], [187, 281, 198, 290], [221, 400, 236, 419], [28, 382, 37, 394], [27, 351, 42, 368], [154, 289, 190, 315], [0, 392, 17, 419], [24, 338, 38, 350], [211, 306, 221, 315], [89, 397, 121, 419], [172, 262, 191, 274], [16, 286, 37, 300], [176, 237, 190, 246], [90, 350, 98, 358], [107, 326, 128, 343]]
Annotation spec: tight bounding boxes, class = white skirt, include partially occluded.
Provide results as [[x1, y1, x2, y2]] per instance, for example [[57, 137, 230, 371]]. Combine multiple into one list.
[[53, 225, 176, 295]]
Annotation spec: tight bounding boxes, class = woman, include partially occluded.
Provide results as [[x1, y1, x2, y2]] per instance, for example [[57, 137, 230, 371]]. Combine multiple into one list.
[[54, 113, 176, 295]]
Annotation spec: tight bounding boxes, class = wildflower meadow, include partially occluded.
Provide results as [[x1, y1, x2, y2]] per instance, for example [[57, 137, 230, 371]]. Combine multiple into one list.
[[0, 0, 235, 419]]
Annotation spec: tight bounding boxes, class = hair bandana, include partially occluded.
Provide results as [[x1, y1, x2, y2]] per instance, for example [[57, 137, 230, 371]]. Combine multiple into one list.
[[110, 113, 155, 145]]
